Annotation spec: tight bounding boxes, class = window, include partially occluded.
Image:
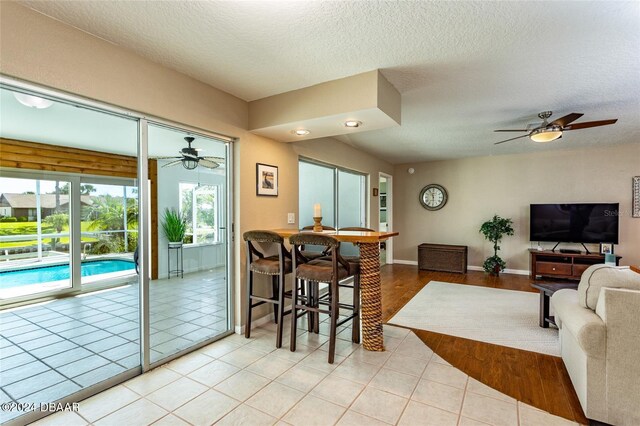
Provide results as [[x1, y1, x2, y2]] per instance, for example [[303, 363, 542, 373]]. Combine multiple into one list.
[[179, 183, 219, 244], [299, 159, 367, 229]]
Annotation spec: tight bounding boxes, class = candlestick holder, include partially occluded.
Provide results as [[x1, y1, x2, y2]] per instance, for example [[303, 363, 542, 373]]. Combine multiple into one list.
[[313, 217, 323, 232]]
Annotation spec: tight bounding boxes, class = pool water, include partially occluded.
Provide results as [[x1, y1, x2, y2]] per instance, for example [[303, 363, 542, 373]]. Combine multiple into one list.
[[0, 260, 136, 288]]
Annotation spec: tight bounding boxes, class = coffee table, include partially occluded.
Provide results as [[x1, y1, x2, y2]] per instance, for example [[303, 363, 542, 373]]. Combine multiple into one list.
[[530, 282, 579, 328]]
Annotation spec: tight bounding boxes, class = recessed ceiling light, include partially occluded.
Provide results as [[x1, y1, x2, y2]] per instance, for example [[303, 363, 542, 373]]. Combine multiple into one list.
[[344, 120, 362, 128], [292, 129, 310, 136], [13, 92, 54, 109]]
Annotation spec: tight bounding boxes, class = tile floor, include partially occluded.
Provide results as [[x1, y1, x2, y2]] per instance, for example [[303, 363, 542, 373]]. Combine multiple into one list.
[[31, 317, 580, 426], [0, 268, 229, 424]]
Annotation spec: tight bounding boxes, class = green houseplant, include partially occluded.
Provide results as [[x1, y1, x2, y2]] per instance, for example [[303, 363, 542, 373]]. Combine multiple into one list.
[[161, 208, 187, 246], [479, 214, 514, 275]]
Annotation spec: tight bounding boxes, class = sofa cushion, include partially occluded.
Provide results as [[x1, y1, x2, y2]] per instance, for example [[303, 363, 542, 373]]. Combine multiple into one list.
[[577, 265, 640, 310], [551, 289, 606, 359]]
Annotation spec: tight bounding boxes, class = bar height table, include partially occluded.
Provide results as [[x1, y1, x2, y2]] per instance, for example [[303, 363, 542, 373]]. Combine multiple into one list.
[[270, 229, 398, 351]]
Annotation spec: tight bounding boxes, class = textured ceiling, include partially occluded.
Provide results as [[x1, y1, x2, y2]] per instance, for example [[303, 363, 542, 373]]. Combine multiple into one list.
[[17, 1, 640, 163]]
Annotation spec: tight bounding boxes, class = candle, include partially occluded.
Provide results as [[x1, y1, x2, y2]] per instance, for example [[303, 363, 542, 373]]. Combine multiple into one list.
[[313, 203, 322, 217]]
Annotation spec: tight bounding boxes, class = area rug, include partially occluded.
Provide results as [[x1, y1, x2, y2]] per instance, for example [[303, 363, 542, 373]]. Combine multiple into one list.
[[388, 281, 560, 356]]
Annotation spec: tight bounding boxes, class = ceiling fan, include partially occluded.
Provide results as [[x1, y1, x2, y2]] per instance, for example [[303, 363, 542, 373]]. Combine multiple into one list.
[[154, 137, 224, 170], [494, 111, 618, 145]]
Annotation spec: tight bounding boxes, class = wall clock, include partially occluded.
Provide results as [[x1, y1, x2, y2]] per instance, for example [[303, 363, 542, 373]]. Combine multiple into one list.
[[419, 184, 448, 211]]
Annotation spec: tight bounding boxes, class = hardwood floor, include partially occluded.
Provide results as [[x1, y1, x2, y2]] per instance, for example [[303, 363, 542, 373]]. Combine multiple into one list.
[[380, 264, 588, 424]]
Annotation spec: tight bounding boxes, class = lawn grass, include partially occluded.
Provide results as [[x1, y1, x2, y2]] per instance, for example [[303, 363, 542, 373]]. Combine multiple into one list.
[[0, 221, 102, 248]]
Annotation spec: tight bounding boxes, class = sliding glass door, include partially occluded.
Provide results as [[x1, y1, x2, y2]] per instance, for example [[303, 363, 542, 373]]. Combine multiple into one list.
[[0, 84, 141, 425], [147, 123, 231, 365], [0, 80, 233, 424]]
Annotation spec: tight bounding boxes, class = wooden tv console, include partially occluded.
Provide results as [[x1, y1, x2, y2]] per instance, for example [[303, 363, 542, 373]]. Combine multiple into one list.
[[529, 249, 621, 281]]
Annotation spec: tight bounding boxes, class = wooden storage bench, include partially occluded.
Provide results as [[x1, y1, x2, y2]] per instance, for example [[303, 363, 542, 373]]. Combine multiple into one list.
[[418, 243, 468, 274]]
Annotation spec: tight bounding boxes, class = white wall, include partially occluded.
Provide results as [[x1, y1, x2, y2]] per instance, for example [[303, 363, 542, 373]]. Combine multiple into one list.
[[393, 143, 640, 271]]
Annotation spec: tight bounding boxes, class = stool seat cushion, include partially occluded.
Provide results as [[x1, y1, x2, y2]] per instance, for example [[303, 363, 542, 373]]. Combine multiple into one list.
[[296, 259, 359, 282], [250, 256, 292, 275]]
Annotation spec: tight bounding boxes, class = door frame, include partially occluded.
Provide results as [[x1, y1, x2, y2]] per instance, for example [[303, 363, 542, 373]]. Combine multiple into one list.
[[379, 172, 393, 263]]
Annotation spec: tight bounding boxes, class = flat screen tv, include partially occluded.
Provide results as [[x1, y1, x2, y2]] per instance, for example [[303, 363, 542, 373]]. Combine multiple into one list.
[[530, 203, 619, 244]]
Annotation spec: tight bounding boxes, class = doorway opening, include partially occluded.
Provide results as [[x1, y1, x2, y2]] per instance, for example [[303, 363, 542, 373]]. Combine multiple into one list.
[[379, 173, 392, 265]]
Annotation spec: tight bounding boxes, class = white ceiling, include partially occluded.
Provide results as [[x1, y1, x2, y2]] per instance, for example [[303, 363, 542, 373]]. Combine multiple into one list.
[[16, 1, 640, 163]]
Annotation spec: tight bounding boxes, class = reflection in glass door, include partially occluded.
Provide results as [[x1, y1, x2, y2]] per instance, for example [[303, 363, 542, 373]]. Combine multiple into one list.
[[147, 123, 230, 364]]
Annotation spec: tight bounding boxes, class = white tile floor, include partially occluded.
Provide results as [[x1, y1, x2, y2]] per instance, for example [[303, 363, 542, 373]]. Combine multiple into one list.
[[31, 317, 580, 426], [0, 269, 229, 424]]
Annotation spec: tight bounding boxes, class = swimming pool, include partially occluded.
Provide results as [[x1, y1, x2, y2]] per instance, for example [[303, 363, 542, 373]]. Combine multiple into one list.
[[0, 260, 136, 288]]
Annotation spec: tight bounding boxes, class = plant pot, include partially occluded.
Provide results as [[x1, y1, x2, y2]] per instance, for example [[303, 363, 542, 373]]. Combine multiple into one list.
[[168, 241, 183, 248], [492, 264, 501, 276]]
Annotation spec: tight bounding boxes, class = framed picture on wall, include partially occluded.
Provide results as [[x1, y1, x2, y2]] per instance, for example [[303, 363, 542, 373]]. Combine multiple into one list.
[[633, 176, 640, 218], [256, 163, 278, 196]]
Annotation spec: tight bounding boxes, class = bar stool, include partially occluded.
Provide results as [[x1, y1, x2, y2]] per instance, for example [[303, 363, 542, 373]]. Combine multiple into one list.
[[300, 225, 335, 260], [243, 230, 292, 348], [289, 233, 360, 363]]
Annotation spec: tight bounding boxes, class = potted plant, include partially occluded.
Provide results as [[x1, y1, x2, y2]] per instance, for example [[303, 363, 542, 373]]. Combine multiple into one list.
[[479, 214, 514, 275], [161, 208, 187, 247]]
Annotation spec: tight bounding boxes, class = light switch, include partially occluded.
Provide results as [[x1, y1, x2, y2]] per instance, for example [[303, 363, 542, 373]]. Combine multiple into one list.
[[287, 213, 295, 224]]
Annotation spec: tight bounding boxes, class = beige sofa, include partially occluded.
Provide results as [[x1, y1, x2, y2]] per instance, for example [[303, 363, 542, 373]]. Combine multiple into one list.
[[551, 265, 640, 425]]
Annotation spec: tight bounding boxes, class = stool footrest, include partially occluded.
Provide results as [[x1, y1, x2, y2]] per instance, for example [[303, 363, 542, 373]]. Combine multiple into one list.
[[250, 295, 277, 304]]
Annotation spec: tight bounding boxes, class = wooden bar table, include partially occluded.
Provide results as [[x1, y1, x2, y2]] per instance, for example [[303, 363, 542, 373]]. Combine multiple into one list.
[[270, 228, 399, 352]]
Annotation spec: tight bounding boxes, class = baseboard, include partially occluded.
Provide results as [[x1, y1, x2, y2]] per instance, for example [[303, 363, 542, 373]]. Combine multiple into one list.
[[234, 313, 273, 335], [158, 262, 225, 280], [394, 260, 529, 276], [394, 259, 419, 265], [467, 265, 530, 276]]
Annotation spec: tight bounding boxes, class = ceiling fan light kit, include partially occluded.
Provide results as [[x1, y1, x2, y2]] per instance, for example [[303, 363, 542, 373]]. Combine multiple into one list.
[[182, 158, 198, 170], [530, 126, 563, 143]]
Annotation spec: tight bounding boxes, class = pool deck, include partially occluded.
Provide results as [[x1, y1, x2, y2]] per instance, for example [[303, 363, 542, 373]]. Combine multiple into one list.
[[0, 268, 229, 424]]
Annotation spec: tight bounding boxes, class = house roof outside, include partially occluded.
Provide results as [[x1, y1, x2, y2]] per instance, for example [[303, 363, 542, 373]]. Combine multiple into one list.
[[0, 193, 93, 209]]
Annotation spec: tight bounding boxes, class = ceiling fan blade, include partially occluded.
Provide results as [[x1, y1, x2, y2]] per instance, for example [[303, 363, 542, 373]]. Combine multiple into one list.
[[564, 119, 618, 130], [152, 156, 181, 160], [201, 156, 225, 161], [494, 129, 529, 132], [182, 152, 198, 159], [550, 113, 584, 127], [198, 159, 220, 169], [494, 134, 530, 145], [161, 159, 183, 168]]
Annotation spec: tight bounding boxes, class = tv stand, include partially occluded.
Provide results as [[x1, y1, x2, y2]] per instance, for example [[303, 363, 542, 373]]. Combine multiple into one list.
[[529, 249, 621, 281], [551, 242, 591, 254]]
